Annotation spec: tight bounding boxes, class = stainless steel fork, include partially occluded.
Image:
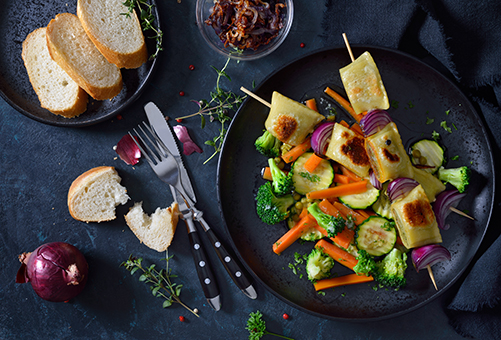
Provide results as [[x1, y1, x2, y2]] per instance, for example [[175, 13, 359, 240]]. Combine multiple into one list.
[[129, 122, 221, 311]]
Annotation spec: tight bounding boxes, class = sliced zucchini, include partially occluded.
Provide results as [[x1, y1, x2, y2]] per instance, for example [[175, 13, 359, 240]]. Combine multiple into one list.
[[372, 182, 392, 219], [291, 152, 334, 195], [339, 182, 380, 209], [355, 216, 396, 256], [409, 139, 444, 173]]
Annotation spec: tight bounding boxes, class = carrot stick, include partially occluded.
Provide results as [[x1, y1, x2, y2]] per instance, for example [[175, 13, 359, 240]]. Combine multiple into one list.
[[314, 273, 374, 291], [299, 207, 309, 219], [350, 123, 364, 136], [315, 239, 358, 270], [281, 138, 311, 164], [332, 201, 368, 226], [317, 199, 354, 249], [305, 98, 318, 112], [273, 215, 317, 254], [303, 153, 323, 173], [333, 173, 352, 184], [262, 167, 272, 181], [339, 165, 363, 182], [306, 181, 368, 200], [324, 87, 364, 122], [339, 120, 350, 128]]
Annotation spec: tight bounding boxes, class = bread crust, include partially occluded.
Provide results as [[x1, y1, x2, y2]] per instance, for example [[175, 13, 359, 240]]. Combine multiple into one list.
[[68, 166, 118, 222], [77, 1, 148, 69], [46, 13, 123, 100], [22, 27, 88, 118]]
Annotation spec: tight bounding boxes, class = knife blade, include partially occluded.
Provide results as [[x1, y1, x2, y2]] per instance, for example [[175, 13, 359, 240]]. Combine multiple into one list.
[[144, 102, 196, 204], [145, 101, 257, 300]]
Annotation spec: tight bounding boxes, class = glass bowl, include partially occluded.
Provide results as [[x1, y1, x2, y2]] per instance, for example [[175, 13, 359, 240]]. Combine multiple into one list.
[[196, 0, 294, 61]]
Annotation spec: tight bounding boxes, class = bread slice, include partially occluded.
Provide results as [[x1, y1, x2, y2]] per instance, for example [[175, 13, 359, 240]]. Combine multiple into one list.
[[77, 0, 148, 69], [125, 202, 181, 252], [46, 13, 123, 100], [68, 166, 129, 222], [22, 27, 88, 118]]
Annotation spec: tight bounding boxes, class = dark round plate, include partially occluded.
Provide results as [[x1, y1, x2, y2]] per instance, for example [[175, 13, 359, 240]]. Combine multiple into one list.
[[217, 46, 494, 321], [0, 0, 159, 127]]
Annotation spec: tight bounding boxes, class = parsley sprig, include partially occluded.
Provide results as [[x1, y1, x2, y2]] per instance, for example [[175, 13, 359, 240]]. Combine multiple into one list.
[[122, 0, 163, 60], [246, 311, 294, 340], [121, 254, 199, 317], [176, 57, 246, 164]]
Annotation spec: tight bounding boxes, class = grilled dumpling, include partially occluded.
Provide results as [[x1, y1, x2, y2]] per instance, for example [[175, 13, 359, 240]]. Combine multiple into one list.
[[390, 184, 442, 249], [265, 91, 325, 146], [365, 122, 414, 183], [339, 51, 389, 114], [325, 123, 371, 178]]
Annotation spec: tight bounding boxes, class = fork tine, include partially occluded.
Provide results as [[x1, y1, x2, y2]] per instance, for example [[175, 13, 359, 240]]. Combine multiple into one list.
[[141, 122, 174, 159], [129, 128, 160, 165]]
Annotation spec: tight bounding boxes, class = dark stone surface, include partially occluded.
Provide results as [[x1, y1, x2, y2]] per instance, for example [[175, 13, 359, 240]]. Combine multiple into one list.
[[1, 0, 494, 339]]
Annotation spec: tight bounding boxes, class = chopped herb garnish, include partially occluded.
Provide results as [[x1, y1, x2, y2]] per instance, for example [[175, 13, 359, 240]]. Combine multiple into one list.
[[426, 117, 434, 125], [440, 121, 452, 133], [407, 101, 414, 108], [450, 155, 459, 161], [391, 100, 399, 109], [299, 172, 321, 182], [445, 109, 451, 115], [432, 130, 440, 142]]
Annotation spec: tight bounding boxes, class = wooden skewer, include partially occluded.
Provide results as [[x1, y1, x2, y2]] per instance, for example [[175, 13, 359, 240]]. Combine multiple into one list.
[[342, 33, 355, 62], [240, 86, 271, 108], [449, 206, 475, 220], [427, 265, 438, 290]]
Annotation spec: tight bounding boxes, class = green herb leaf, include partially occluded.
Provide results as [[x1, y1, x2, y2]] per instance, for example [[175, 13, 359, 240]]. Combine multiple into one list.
[[440, 121, 452, 133]]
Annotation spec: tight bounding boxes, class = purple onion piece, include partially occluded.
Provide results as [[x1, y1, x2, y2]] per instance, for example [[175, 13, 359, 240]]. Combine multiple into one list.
[[359, 109, 392, 136], [369, 169, 382, 190], [411, 244, 451, 272], [173, 125, 203, 156], [115, 134, 141, 165], [311, 122, 335, 156], [433, 190, 467, 230], [386, 178, 419, 202]]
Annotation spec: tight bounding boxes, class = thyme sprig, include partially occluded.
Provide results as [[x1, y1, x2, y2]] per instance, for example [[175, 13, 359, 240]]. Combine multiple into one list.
[[176, 57, 246, 164], [246, 311, 294, 340], [122, 0, 163, 60], [121, 254, 199, 317]]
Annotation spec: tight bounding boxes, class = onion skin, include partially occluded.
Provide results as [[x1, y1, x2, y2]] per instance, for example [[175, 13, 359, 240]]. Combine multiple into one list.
[[17, 242, 88, 302], [411, 244, 451, 272]]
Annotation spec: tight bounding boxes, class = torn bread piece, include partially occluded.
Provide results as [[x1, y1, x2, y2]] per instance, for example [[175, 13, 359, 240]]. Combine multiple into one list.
[[68, 166, 129, 222], [125, 202, 180, 252]]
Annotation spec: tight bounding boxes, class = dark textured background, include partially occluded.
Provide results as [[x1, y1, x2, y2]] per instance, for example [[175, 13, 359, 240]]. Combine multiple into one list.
[[1, 0, 499, 339]]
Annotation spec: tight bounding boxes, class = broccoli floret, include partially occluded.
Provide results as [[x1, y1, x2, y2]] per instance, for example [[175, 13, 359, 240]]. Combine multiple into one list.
[[374, 248, 408, 289], [268, 158, 294, 195], [256, 182, 294, 225], [255, 130, 281, 158], [353, 250, 376, 276], [307, 202, 346, 238], [306, 248, 335, 282], [437, 166, 471, 193]]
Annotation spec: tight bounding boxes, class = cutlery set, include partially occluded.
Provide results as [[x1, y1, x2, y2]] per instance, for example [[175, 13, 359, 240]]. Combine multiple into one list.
[[129, 102, 257, 311]]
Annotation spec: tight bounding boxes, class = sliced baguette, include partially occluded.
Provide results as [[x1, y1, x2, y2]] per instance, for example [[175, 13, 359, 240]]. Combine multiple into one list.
[[22, 27, 88, 118], [125, 202, 181, 252], [46, 13, 123, 100], [77, 0, 148, 69], [68, 166, 129, 222]]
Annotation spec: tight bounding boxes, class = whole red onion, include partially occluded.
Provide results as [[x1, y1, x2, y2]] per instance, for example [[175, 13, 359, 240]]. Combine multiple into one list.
[[16, 242, 88, 302]]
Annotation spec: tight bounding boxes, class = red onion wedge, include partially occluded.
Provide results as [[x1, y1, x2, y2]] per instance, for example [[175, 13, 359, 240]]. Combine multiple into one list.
[[369, 169, 382, 190], [311, 121, 334, 156], [386, 177, 419, 202], [359, 109, 392, 136], [433, 190, 467, 230], [115, 134, 141, 165], [411, 244, 451, 272], [174, 125, 203, 156], [16, 242, 88, 302]]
